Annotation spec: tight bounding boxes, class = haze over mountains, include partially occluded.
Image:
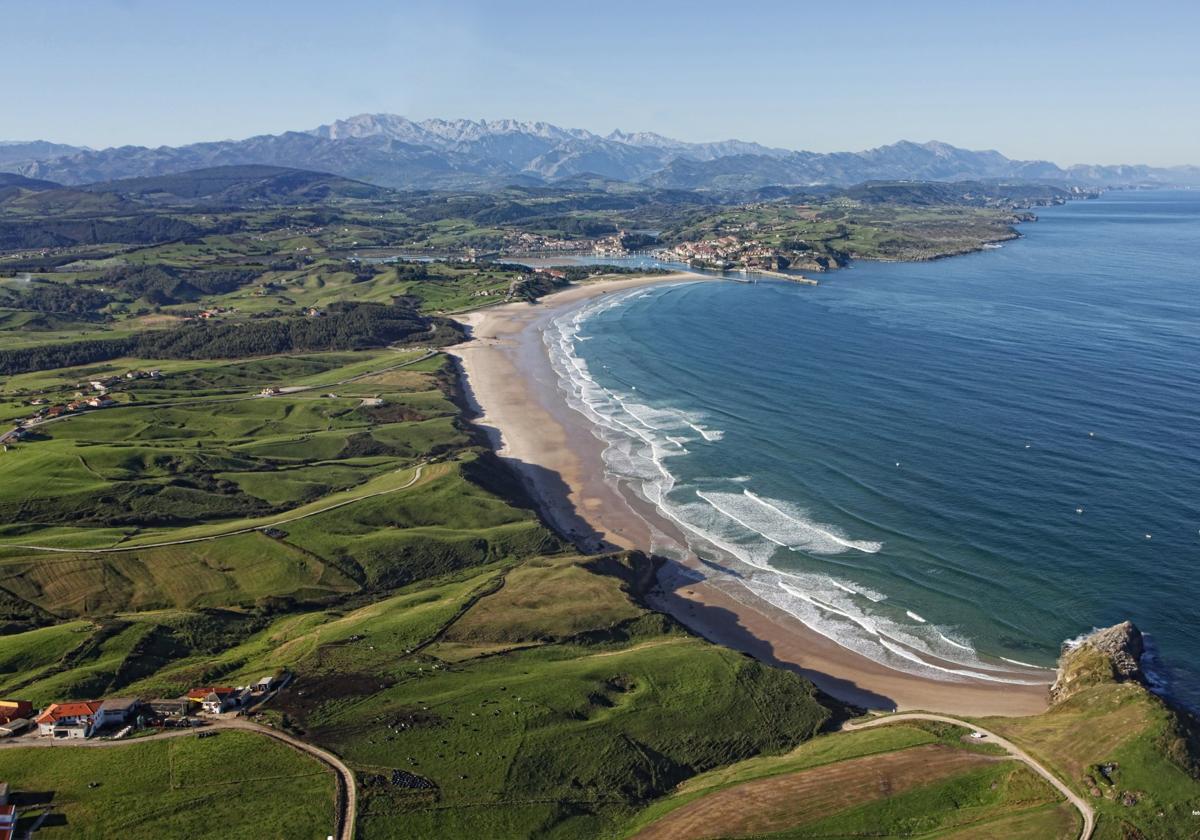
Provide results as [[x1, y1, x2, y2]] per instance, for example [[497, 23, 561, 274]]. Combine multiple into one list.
[[4, 114, 1198, 191]]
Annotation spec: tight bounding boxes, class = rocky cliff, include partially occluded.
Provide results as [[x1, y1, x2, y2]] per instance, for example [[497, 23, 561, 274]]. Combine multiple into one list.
[[1051, 621, 1146, 704]]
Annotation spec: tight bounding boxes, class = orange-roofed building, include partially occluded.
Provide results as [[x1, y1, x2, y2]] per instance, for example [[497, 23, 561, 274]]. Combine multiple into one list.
[[186, 686, 233, 701], [35, 701, 102, 739]]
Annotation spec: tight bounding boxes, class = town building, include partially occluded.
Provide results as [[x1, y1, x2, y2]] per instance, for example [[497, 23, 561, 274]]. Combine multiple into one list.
[[147, 698, 190, 719], [35, 701, 103, 739], [187, 686, 238, 714], [95, 697, 141, 729]]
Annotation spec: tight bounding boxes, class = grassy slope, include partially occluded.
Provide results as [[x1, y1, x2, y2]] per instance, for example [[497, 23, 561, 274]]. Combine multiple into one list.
[[0, 350, 556, 623], [626, 723, 1072, 840], [0, 730, 333, 839], [982, 645, 1200, 839], [275, 553, 831, 840], [2, 554, 833, 839]]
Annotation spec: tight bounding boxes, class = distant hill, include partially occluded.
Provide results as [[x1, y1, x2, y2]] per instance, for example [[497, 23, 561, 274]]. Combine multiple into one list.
[[0, 172, 137, 216], [82, 164, 392, 204], [4, 115, 1199, 190], [0, 172, 62, 191]]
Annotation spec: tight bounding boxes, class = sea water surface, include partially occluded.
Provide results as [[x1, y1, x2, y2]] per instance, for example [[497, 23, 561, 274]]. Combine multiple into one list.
[[542, 191, 1200, 706]]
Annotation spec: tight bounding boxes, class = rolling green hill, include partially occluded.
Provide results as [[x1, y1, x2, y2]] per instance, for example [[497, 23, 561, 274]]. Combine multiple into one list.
[[83, 164, 393, 205]]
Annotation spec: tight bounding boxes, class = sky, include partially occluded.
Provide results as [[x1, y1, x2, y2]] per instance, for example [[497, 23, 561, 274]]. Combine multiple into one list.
[[4, 0, 1198, 166]]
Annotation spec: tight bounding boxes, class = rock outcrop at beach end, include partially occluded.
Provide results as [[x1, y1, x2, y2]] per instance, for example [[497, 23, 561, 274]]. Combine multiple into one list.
[[1051, 620, 1145, 704]]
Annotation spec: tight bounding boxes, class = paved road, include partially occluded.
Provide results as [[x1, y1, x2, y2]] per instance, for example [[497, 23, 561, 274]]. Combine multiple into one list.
[[843, 712, 1094, 840], [0, 719, 356, 840]]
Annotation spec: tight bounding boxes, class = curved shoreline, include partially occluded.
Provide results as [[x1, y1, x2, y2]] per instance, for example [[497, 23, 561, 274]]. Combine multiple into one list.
[[450, 274, 1052, 717]]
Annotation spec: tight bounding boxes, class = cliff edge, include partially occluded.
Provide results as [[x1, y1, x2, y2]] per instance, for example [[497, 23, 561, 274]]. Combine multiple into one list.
[[1051, 620, 1145, 705]]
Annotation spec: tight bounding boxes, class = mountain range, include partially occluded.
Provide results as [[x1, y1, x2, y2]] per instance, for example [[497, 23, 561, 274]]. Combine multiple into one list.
[[5, 115, 1199, 191]]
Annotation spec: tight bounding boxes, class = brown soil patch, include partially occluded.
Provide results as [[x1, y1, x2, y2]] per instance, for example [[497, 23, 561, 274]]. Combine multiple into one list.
[[634, 744, 999, 840]]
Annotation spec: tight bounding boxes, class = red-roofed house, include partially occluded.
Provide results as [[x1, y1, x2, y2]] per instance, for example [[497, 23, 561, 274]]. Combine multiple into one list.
[[35, 701, 103, 739], [187, 686, 237, 714]]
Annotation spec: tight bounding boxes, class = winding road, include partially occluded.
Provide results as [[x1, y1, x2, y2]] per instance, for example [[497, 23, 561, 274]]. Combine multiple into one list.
[[843, 712, 1094, 840]]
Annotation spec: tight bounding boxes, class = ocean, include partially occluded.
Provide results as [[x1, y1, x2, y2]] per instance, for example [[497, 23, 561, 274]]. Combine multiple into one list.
[[541, 190, 1200, 707]]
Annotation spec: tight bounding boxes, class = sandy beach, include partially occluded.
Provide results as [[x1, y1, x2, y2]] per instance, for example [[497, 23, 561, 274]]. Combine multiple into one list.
[[450, 274, 1052, 717]]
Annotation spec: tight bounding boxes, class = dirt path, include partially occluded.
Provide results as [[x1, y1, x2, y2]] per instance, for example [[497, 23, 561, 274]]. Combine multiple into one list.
[[0, 719, 357, 840], [843, 712, 1093, 840], [583, 638, 686, 660]]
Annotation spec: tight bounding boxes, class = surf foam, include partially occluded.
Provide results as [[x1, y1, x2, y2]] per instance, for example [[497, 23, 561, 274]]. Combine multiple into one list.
[[542, 288, 1049, 688]]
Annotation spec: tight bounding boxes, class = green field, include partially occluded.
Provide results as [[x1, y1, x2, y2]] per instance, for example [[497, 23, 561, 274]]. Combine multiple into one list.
[[625, 723, 1072, 839], [3, 174, 1198, 840], [0, 731, 334, 839], [254, 553, 830, 840]]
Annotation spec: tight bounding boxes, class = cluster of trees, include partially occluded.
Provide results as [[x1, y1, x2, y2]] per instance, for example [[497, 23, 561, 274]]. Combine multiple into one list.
[[94, 264, 260, 305], [0, 214, 206, 250], [0, 301, 455, 374], [533, 216, 619, 237], [392, 262, 433, 280], [0, 281, 111, 315]]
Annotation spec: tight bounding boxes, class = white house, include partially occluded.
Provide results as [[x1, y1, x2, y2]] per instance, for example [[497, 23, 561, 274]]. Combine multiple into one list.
[[35, 701, 102, 739]]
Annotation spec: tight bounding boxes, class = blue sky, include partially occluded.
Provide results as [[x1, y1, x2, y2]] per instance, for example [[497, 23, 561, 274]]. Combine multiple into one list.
[[5, 0, 1198, 165]]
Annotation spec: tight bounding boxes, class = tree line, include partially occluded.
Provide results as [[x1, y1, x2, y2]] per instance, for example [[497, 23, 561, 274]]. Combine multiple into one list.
[[0, 301, 456, 375]]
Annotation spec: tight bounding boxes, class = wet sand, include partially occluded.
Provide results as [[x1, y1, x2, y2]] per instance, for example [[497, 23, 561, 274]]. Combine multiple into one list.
[[450, 274, 1052, 717]]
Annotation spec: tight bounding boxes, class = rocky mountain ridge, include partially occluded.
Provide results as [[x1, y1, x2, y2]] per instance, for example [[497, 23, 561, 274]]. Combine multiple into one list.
[[5, 115, 1199, 190]]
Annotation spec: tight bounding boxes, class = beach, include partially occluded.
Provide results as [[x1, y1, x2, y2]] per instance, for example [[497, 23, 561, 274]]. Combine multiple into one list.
[[450, 273, 1052, 717]]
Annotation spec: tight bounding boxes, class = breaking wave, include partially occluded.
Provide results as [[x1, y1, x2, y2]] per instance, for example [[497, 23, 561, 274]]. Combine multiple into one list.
[[544, 287, 1051, 686]]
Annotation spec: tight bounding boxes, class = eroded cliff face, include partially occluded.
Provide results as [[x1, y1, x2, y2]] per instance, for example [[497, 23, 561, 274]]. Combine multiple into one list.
[[1051, 620, 1145, 704]]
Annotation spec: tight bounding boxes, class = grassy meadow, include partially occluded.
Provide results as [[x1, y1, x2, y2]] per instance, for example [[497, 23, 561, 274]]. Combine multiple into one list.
[[0, 730, 334, 839]]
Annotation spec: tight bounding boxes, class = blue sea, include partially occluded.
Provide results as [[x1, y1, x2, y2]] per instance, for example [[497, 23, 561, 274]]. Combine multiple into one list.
[[540, 191, 1200, 706]]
